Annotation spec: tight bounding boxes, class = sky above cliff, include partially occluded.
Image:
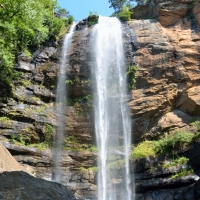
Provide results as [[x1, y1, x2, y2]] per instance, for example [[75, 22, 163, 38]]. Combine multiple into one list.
[[57, 0, 114, 21]]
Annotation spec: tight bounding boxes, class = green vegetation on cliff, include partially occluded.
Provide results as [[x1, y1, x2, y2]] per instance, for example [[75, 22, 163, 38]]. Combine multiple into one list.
[[0, 0, 73, 85], [63, 135, 97, 152], [108, 0, 134, 13], [132, 140, 156, 158], [126, 65, 137, 90], [132, 130, 198, 159], [88, 12, 99, 26], [117, 6, 132, 21], [171, 168, 194, 179], [108, 0, 133, 21]]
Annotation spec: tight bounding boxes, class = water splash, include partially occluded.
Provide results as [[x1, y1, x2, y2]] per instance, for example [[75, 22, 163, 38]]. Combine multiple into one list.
[[92, 16, 132, 200], [52, 23, 76, 182]]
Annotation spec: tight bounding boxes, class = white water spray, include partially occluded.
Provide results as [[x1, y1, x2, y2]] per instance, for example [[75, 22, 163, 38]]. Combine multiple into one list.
[[52, 23, 76, 182], [92, 16, 132, 200]]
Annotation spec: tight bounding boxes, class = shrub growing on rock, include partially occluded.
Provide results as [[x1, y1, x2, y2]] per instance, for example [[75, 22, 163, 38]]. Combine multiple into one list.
[[132, 141, 156, 158], [132, 130, 195, 159], [0, 0, 73, 85], [118, 6, 132, 21], [154, 131, 194, 154], [88, 12, 99, 26]]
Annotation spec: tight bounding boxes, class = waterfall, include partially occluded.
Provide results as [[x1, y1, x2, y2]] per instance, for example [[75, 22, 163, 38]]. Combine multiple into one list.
[[52, 23, 76, 182], [92, 16, 132, 200]]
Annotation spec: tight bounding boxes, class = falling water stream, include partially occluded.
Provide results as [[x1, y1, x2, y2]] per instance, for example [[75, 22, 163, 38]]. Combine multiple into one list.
[[51, 17, 132, 199], [52, 23, 76, 182], [92, 16, 132, 200]]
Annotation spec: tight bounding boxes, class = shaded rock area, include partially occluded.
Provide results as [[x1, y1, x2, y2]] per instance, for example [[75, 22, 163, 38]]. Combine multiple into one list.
[[0, 27, 96, 199], [0, 171, 76, 200], [194, 0, 200, 26], [132, 151, 200, 199], [121, 140, 200, 199]]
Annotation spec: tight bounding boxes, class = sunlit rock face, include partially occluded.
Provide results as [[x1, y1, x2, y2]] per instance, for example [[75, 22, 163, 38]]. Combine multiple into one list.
[[0, 142, 34, 175], [133, 0, 195, 26], [129, 18, 200, 143]]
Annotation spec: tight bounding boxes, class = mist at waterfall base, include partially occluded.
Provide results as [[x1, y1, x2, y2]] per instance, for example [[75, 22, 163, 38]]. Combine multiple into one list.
[[92, 16, 133, 200], [52, 23, 76, 182]]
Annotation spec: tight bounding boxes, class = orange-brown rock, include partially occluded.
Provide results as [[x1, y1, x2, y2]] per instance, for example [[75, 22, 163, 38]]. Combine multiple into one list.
[[177, 86, 200, 116], [149, 109, 193, 136], [0, 142, 34, 175], [133, 0, 194, 26], [156, 2, 188, 26], [129, 18, 200, 141]]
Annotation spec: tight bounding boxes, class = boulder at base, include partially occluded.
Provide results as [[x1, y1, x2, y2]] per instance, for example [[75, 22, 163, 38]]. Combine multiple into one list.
[[0, 171, 76, 200], [0, 142, 34, 175]]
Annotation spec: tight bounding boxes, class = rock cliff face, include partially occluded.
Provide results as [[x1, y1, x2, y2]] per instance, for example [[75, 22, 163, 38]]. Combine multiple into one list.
[[132, 0, 197, 26], [130, 0, 200, 198], [0, 24, 98, 199], [129, 18, 200, 142], [129, 0, 200, 142], [1, 0, 200, 199]]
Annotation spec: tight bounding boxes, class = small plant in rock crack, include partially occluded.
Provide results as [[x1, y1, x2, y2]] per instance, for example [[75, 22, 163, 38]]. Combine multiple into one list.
[[0, 116, 10, 122], [11, 133, 27, 146], [170, 168, 194, 179], [79, 166, 98, 172], [43, 123, 54, 147], [161, 157, 189, 168], [126, 65, 137, 90]]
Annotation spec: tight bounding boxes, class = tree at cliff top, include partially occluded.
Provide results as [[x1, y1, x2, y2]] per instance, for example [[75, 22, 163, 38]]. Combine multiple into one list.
[[109, 0, 134, 21], [108, 0, 135, 13], [0, 0, 73, 85], [108, 0, 151, 19]]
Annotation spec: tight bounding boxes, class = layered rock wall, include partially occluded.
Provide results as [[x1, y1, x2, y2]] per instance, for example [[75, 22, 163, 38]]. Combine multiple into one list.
[[1, 2, 200, 198], [0, 22, 98, 199], [129, 18, 200, 142], [133, 0, 199, 27]]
